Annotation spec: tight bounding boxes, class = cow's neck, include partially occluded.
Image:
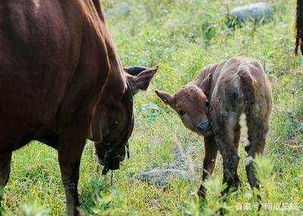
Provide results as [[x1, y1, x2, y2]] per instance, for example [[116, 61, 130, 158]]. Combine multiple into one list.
[[92, 3, 127, 98], [99, 43, 127, 106], [100, 26, 127, 98], [106, 46, 126, 96]]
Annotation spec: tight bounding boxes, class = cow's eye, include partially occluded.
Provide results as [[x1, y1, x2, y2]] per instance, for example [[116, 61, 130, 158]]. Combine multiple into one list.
[[205, 102, 210, 107], [178, 110, 186, 115]]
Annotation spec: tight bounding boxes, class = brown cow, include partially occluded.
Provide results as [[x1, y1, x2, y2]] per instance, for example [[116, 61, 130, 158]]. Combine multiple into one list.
[[0, 1, 156, 215], [156, 57, 272, 197]]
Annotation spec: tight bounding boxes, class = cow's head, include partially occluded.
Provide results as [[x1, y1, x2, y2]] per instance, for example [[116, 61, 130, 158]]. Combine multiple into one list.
[[91, 66, 158, 175], [155, 74, 212, 137]]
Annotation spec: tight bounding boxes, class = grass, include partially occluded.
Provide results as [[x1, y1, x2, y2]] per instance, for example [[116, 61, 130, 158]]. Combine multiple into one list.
[[1, 0, 303, 215]]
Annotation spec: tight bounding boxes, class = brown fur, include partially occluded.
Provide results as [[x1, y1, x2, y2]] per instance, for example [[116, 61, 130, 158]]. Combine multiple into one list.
[[156, 57, 272, 197], [0, 1, 156, 215]]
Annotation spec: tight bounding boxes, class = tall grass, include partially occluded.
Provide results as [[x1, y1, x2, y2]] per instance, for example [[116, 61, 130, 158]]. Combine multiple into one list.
[[1, 0, 303, 215]]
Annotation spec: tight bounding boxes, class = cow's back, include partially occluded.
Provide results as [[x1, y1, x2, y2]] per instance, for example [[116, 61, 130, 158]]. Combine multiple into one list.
[[0, 0, 107, 150]]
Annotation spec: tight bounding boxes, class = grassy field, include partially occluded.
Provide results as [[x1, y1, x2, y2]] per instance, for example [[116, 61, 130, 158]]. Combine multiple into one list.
[[1, 0, 303, 215]]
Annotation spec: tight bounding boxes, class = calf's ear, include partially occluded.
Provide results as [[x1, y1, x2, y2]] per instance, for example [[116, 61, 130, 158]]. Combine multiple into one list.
[[155, 90, 174, 106], [127, 66, 158, 95]]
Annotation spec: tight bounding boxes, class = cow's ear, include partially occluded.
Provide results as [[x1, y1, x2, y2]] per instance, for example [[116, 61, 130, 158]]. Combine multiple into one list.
[[127, 66, 158, 95], [88, 108, 102, 143], [155, 90, 174, 106], [200, 74, 212, 94], [124, 66, 148, 76]]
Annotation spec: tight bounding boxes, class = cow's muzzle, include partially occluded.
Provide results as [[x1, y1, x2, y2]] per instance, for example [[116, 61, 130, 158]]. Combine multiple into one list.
[[100, 143, 130, 175], [102, 153, 121, 175]]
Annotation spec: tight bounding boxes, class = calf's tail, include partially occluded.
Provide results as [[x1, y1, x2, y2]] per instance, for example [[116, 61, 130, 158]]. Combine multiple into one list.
[[238, 70, 256, 104]]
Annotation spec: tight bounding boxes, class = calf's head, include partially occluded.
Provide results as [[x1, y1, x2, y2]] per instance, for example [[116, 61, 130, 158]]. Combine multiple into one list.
[[92, 66, 158, 174], [155, 74, 212, 136]]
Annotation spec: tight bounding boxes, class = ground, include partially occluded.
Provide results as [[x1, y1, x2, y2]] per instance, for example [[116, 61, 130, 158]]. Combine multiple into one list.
[[1, 0, 303, 215]]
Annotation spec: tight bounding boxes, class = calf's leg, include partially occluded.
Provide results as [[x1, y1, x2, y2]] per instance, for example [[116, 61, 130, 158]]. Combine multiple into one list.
[[198, 136, 218, 198], [233, 123, 241, 151], [245, 115, 269, 189], [220, 146, 240, 194], [212, 112, 241, 194]]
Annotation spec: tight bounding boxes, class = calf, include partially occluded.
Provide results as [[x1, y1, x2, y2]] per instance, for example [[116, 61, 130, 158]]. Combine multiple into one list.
[[156, 57, 272, 196]]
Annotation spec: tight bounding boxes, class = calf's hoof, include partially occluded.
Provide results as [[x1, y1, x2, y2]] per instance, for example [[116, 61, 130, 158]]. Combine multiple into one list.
[[222, 177, 241, 195], [197, 184, 207, 199], [217, 207, 226, 216], [67, 207, 85, 216], [76, 208, 85, 216]]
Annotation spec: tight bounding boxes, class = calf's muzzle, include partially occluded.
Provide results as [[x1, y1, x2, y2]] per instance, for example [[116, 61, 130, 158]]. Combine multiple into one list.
[[197, 121, 210, 132]]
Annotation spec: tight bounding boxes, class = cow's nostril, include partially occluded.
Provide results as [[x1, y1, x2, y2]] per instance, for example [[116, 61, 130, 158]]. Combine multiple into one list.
[[197, 121, 210, 132]]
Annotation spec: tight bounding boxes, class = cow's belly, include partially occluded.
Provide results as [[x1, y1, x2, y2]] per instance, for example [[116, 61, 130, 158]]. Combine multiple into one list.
[[0, 0, 84, 149]]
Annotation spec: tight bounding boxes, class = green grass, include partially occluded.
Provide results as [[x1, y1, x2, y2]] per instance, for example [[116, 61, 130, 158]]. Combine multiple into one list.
[[2, 0, 303, 215]]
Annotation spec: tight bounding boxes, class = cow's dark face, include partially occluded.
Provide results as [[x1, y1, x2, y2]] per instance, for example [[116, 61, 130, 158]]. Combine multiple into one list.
[[94, 90, 133, 173], [94, 66, 158, 174]]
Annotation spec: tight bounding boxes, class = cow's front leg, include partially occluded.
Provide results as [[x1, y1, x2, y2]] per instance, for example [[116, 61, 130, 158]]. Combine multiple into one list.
[[0, 151, 12, 213], [58, 134, 86, 216], [0, 151, 12, 194], [198, 136, 218, 198]]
